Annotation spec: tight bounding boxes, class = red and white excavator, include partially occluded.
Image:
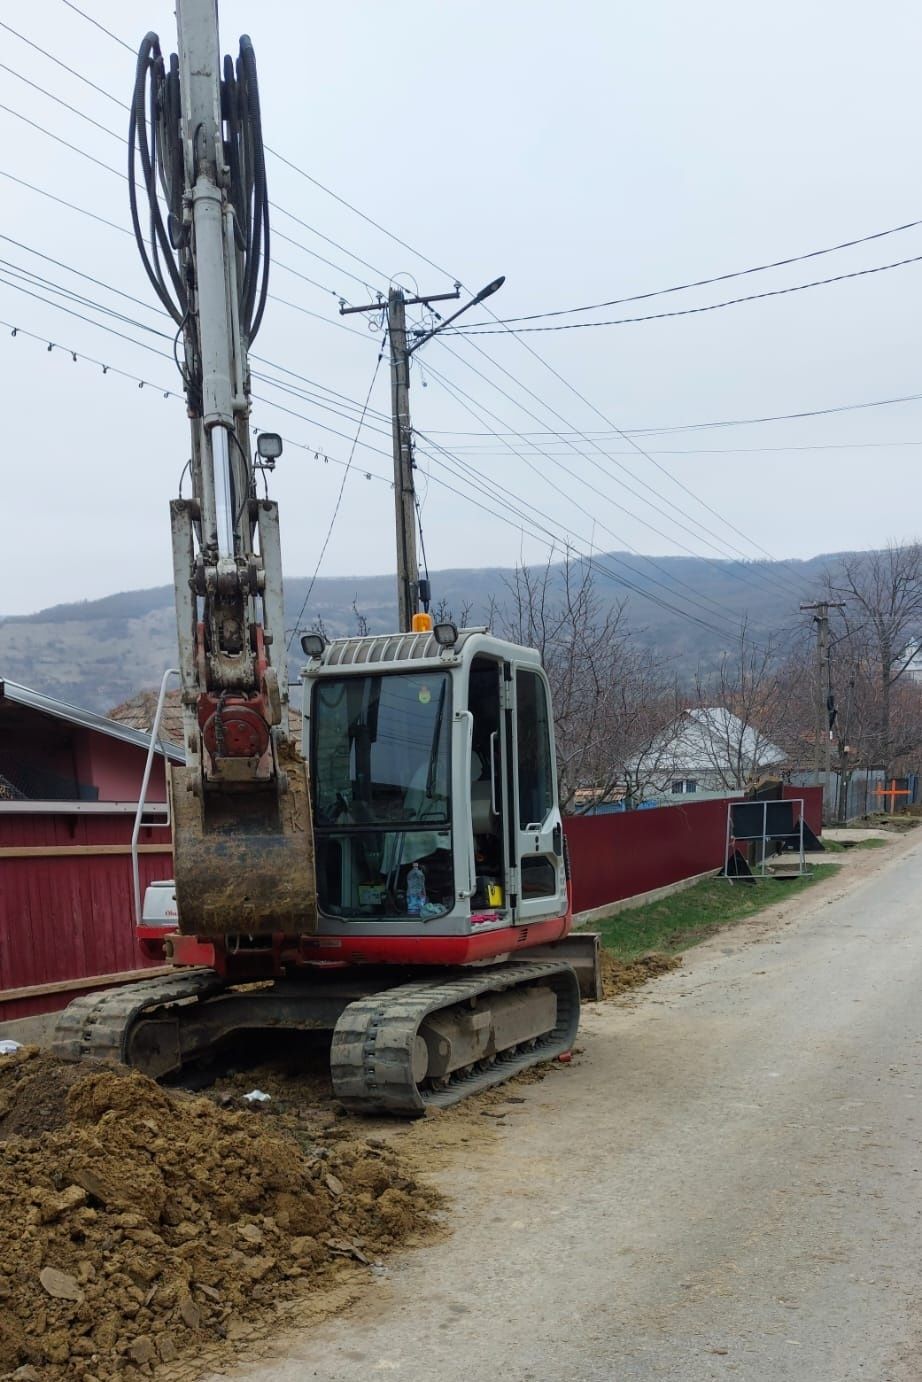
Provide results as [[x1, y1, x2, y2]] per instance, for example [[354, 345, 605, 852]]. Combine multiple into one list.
[[52, 0, 599, 1114]]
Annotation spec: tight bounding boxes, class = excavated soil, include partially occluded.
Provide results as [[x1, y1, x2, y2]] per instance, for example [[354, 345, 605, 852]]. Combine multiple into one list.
[[0, 1048, 440, 1381], [599, 951, 683, 999]]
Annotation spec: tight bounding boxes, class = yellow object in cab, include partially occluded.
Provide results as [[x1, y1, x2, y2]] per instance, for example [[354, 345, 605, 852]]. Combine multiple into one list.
[[486, 882, 504, 907]]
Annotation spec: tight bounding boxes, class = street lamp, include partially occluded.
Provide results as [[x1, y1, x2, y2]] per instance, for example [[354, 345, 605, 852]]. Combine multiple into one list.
[[407, 276, 505, 355]]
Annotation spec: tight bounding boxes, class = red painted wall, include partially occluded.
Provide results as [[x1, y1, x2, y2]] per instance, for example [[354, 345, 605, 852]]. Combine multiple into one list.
[[84, 732, 168, 803], [0, 812, 173, 1021], [564, 793, 822, 915], [565, 799, 733, 914], [783, 784, 822, 837]]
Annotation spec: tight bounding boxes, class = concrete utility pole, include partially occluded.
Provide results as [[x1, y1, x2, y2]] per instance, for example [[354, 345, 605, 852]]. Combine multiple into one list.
[[342, 276, 504, 631], [387, 289, 421, 632], [342, 286, 458, 630], [801, 601, 846, 806]]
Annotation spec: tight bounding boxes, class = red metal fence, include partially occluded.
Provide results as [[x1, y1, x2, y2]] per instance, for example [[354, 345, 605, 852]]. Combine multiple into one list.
[[0, 812, 173, 1021], [2, 786, 824, 1021], [564, 786, 823, 915]]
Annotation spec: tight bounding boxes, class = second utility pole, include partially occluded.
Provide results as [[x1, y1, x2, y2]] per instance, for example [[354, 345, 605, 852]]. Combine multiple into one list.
[[801, 600, 845, 808]]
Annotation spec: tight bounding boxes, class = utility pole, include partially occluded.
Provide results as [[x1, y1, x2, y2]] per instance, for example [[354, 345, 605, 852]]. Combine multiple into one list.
[[801, 601, 846, 809], [386, 290, 416, 632], [342, 276, 505, 631]]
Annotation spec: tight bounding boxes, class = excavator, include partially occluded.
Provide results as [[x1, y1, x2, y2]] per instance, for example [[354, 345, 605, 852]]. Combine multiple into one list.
[[51, 0, 599, 1115]]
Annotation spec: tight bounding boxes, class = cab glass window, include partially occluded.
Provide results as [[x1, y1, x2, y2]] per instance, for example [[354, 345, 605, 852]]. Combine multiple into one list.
[[515, 670, 554, 828]]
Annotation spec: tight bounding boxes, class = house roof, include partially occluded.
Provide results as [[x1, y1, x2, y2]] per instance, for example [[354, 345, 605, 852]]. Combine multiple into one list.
[[633, 706, 787, 775], [0, 678, 185, 763], [108, 687, 303, 749], [108, 689, 186, 751]]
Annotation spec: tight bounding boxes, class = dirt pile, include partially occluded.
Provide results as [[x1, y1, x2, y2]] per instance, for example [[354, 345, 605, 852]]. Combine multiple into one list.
[[0, 1048, 439, 1381], [600, 951, 682, 999]]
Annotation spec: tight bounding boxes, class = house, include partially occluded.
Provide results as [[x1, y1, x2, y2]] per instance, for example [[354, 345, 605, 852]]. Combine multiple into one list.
[[626, 707, 787, 801], [0, 679, 183, 1032]]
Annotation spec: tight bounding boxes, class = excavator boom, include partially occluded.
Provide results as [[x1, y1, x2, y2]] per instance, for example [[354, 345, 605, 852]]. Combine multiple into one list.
[[129, 0, 315, 932]]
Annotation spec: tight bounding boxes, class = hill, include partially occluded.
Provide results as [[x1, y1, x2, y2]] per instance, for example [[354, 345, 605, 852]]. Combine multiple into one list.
[[0, 550, 834, 713]]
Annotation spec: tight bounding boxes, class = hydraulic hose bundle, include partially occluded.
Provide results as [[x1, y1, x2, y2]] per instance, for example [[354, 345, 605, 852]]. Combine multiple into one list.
[[128, 30, 270, 389]]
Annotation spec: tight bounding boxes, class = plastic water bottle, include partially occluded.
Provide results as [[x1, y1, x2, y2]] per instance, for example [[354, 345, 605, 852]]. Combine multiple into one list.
[[406, 863, 426, 916]]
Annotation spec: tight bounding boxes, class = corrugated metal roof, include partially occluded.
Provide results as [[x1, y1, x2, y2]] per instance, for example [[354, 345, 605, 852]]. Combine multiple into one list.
[[0, 678, 185, 763], [626, 707, 786, 776]]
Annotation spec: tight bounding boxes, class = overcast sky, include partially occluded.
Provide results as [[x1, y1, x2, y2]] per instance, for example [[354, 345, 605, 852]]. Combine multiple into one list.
[[1, 0, 920, 617]]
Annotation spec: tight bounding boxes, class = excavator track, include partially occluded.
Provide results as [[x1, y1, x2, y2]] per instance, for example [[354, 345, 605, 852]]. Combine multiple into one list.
[[50, 970, 226, 1065], [331, 959, 581, 1116], [51, 960, 581, 1116]]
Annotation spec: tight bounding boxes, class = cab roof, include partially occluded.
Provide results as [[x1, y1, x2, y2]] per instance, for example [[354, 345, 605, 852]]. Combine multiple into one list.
[[305, 626, 542, 676]]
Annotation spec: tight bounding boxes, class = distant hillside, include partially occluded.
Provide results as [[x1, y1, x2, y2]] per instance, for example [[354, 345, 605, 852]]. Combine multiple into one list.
[[0, 550, 835, 713]]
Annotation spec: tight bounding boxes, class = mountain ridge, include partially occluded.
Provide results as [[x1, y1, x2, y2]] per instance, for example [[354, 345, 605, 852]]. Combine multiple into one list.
[[0, 548, 839, 713]]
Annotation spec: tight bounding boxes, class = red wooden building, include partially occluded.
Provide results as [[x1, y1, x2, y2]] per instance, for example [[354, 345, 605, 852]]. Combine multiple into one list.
[[0, 679, 182, 1025]]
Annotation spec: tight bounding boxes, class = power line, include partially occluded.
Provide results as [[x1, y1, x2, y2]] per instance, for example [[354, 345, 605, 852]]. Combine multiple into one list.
[[0, 168, 132, 237], [286, 335, 388, 649], [0, 20, 868, 610], [416, 362, 802, 618], [423, 389, 922, 437], [0, 61, 125, 141], [0, 19, 129, 110], [0, 101, 127, 181], [0, 38, 389, 304], [629, 390, 922, 437], [425, 339, 804, 601], [248, 147, 883, 590], [463, 217, 922, 325], [59, 0, 135, 53], [454, 255, 922, 334], [0, 315, 178, 394], [450, 310, 809, 588], [0, 132, 803, 600], [442, 438, 922, 457], [0, 302, 782, 651], [228, 138, 910, 595], [0, 247, 396, 449]]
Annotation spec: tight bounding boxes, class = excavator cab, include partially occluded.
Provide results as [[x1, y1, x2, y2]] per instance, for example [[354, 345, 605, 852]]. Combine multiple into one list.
[[301, 625, 570, 963]]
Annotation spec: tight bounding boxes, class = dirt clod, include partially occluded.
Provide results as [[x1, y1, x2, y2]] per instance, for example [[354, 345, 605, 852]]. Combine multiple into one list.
[[600, 950, 683, 998], [0, 1048, 439, 1380]]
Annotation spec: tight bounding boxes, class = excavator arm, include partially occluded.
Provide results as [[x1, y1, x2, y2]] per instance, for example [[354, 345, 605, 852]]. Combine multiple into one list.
[[129, 0, 314, 934]]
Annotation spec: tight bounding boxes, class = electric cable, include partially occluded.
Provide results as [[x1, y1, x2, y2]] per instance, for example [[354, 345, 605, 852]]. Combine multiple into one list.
[[286, 335, 387, 650], [8, 14, 896, 615], [453, 255, 922, 334], [423, 343, 805, 602], [0, 314, 178, 394], [411, 373, 796, 629], [0, 304, 782, 652], [454, 217, 922, 325], [59, 0, 135, 52], [0, 18, 129, 109]]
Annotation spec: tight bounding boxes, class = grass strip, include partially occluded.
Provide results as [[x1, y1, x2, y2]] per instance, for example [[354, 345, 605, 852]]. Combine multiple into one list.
[[583, 863, 839, 961]]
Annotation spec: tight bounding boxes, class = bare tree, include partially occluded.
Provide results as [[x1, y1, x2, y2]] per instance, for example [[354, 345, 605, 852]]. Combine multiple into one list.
[[825, 543, 922, 774], [489, 551, 675, 812], [351, 596, 369, 637], [432, 596, 474, 627]]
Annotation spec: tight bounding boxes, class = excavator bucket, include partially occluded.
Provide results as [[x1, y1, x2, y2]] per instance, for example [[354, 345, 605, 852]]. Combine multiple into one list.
[[169, 749, 316, 937]]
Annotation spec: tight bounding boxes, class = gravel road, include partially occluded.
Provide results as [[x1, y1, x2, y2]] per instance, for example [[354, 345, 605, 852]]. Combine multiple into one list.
[[208, 834, 922, 1381]]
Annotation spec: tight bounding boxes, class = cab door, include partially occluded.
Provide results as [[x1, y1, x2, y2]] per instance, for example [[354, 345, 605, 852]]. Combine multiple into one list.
[[509, 664, 567, 921]]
